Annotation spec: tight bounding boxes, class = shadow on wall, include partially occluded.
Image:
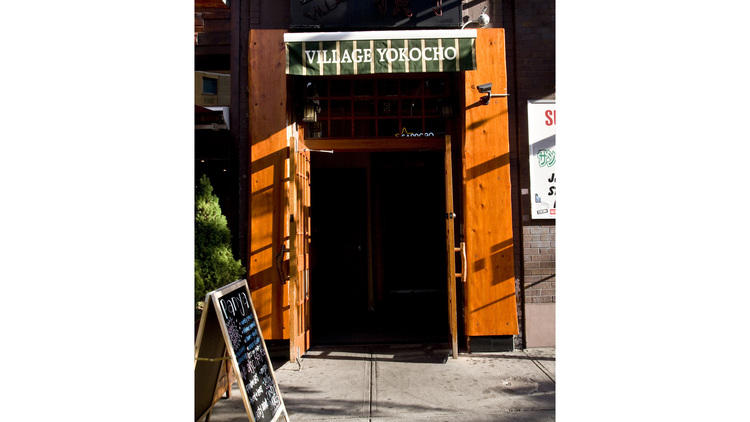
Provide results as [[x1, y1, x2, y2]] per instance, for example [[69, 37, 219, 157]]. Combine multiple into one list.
[[472, 273, 555, 314], [524, 274, 554, 290], [464, 152, 509, 180], [249, 146, 291, 338]]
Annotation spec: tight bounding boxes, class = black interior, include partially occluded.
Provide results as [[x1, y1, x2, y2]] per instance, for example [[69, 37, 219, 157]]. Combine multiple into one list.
[[310, 151, 448, 345]]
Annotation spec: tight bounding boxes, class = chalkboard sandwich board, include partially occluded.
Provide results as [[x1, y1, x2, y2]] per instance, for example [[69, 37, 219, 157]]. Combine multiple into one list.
[[195, 279, 289, 422]]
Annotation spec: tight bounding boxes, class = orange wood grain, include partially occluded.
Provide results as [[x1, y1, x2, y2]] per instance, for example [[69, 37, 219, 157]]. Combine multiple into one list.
[[444, 135, 458, 358], [288, 138, 299, 362], [289, 137, 312, 362], [462, 28, 519, 336], [248, 29, 290, 340], [303, 137, 443, 152]]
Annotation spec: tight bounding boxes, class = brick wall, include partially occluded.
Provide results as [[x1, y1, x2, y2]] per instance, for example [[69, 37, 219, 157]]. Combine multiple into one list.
[[515, 225, 555, 349], [522, 226, 556, 303], [503, 0, 556, 349]]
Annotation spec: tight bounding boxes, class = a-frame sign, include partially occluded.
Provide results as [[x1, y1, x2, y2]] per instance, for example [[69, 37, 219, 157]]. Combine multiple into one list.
[[195, 279, 289, 422]]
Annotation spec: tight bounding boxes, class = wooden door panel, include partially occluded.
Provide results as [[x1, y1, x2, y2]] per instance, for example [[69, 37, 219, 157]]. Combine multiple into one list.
[[462, 29, 519, 336], [445, 135, 458, 359], [289, 135, 311, 362], [248, 29, 289, 340]]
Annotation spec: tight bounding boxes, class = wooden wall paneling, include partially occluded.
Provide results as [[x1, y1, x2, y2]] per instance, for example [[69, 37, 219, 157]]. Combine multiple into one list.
[[248, 29, 291, 340], [462, 28, 519, 336]]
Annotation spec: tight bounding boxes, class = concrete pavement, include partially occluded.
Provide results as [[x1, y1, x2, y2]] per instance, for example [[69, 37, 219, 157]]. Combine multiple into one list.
[[202, 344, 555, 422]]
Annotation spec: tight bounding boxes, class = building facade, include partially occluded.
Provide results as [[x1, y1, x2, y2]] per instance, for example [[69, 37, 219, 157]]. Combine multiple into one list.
[[197, 0, 555, 361]]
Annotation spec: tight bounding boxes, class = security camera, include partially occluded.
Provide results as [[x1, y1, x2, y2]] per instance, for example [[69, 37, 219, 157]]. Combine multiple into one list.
[[477, 83, 492, 94], [476, 82, 509, 105], [461, 6, 491, 29], [477, 12, 490, 27]]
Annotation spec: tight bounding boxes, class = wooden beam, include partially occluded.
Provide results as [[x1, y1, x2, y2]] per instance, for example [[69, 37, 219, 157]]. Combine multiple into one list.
[[304, 137, 443, 152], [230, 0, 249, 275]]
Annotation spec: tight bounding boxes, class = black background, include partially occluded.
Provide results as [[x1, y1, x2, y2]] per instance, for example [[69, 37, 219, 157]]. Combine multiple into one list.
[[290, 0, 461, 29]]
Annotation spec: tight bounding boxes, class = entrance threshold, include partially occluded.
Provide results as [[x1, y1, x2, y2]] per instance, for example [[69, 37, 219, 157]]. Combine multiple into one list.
[[303, 343, 452, 365]]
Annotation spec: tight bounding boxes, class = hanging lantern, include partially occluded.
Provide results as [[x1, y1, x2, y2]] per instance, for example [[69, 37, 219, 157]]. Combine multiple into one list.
[[303, 101, 318, 122]]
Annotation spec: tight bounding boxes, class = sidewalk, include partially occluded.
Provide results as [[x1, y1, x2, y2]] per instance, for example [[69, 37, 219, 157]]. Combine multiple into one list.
[[203, 344, 555, 422]]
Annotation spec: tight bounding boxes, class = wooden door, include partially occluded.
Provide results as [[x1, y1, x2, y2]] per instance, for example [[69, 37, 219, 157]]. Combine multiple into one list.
[[288, 136, 311, 362], [462, 28, 518, 337], [445, 135, 459, 359]]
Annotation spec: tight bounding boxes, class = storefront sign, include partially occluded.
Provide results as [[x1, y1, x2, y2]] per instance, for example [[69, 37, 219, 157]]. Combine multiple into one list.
[[194, 280, 289, 422], [290, 0, 461, 29], [528, 100, 556, 219], [285, 30, 476, 76]]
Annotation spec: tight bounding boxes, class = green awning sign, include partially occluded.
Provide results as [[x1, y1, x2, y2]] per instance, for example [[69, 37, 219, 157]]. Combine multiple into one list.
[[285, 30, 476, 76]]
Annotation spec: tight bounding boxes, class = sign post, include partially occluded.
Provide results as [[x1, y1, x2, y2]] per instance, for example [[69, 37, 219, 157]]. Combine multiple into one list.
[[195, 280, 289, 422], [528, 100, 556, 219]]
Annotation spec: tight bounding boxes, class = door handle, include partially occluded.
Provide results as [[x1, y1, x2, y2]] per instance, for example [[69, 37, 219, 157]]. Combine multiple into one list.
[[454, 242, 467, 283], [460, 241, 467, 283]]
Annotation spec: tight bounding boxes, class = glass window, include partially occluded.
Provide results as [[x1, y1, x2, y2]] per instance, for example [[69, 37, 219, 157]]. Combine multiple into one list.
[[424, 118, 446, 135], [424, 78, 446, 96], [353, 120, 376, 137], [378, 100, 398, 116], [401, 79, 423, 96], [377, 79, 398, 96], [329, 79, 351, 97], [303, 75, 454, 139], [330, 100, 350, 117], [377, 119, 399, 137], [400, 99, 422, 117], [401, 118, 423, 133], [202, 77, 218, 95], [354, 101, 375, 117], [353, 80, 375, 96], [330, 119, 352, 137]]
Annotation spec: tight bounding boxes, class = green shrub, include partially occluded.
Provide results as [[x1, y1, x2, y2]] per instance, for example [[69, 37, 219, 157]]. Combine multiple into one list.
[[195, 174, 245, 303]]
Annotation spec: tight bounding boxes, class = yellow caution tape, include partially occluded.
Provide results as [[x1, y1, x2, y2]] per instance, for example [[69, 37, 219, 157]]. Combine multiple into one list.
[[196, 356, 232, 362]]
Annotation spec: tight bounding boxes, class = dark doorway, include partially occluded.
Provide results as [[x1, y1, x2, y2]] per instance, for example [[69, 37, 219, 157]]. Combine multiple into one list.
[[310, 151, 448, 345], [309, 166, 370, 340]]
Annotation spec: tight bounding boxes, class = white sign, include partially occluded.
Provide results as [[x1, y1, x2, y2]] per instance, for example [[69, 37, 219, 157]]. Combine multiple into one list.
[[528, 100, 556, 219]]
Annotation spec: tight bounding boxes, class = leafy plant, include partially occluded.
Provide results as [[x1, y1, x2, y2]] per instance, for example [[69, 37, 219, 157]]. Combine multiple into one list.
[[195, 174, 245, 303]]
